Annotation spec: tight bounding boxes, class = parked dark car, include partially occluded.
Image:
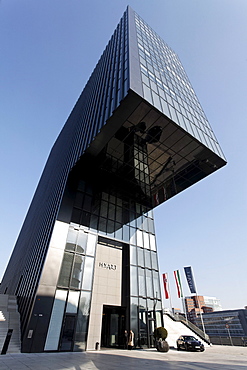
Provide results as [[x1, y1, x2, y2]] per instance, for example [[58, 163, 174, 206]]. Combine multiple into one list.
[[177, 335, 205, 352]]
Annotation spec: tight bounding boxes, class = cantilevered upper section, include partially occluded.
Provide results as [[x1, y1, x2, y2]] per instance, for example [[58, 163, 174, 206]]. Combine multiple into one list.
[[83, 6, 226, 208], [129, 7, 225, 161]]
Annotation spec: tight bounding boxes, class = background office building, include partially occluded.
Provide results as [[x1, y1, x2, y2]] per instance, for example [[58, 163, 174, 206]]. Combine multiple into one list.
[[185, 295, 222, 324], [195, 309, 247, 346], [0, 7, 226, 352]]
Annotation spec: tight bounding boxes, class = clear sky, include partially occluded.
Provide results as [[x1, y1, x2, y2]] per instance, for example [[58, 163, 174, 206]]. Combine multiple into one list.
[[0, 0, 246, 311]]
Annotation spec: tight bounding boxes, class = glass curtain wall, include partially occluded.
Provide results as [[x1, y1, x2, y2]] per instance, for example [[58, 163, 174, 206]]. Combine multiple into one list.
[[134, 11, 225, 160], [45, 169, 162, 350]]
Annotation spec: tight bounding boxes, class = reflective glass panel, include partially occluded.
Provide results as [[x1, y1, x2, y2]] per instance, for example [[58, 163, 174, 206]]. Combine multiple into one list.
[[74, 291, 91, 351], [136, 229, 143, 248], [44, 289, 67, 351], [137, 247, 144, 266], [129, 227, 137, 245], [70, 255, 84, 289], [143, 232, 149, 249], [138, 268, 146, 297], [58, 252, 74, 287], [144, 250, 151, 269], [130, 265, 138, 296], [146, 269, 153, 298], [81, 257, 94, 290], [66, 291, 80, 313], [151, 251, 158, 270], [130, 245, 137, 265], [77, 231, 87, 254], [149, 234, 156, 251], [66, 227, 78, 251], [86, 233, 97, 256], [152, 271, 161, 299], [130, 297, 139, 337]]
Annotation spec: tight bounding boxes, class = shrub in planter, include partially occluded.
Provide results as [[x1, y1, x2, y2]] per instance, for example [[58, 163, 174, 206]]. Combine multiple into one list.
[[154, 327, 168, 340], [154, 327, 169, 352]]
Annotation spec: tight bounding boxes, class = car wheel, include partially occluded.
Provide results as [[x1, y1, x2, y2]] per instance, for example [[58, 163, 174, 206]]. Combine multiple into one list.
[[200, 348, 205, 352]]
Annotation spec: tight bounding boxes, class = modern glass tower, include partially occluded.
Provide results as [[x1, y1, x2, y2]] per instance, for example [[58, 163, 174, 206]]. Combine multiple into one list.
[[0, 7, 226, 352]]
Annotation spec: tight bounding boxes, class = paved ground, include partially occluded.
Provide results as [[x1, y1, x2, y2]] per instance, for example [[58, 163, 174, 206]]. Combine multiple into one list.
[[0, 346, 247, 370]]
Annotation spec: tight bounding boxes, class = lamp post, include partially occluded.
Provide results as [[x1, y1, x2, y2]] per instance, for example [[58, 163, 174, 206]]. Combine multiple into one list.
[[224, 317, 234, 346], [153, 291, 158, 329]]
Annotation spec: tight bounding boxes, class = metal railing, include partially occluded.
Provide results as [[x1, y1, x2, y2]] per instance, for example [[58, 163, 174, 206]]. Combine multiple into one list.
[[165, 312, 211, 344]]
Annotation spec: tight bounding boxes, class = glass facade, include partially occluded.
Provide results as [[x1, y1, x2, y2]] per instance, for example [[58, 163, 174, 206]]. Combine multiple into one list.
[[196, 310, 247, 346], [134, 12, 225, 160], [39, 156, 163, 351], [0, 6, 226, 353]]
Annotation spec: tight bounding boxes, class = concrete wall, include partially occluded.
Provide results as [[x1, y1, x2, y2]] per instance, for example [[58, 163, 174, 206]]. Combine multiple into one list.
[[86, 244, 122, 350]]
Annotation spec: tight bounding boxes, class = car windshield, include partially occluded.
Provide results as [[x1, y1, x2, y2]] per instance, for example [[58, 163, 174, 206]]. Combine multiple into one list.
[[184, 336, 197, 341]]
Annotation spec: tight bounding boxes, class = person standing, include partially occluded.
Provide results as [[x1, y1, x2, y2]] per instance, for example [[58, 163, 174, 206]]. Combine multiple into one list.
[[123, 330, 128, 349], [128, 330, 134, 350]]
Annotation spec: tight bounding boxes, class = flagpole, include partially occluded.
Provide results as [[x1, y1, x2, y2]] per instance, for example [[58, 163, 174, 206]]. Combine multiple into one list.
[[191, 267, 206, 335], [177, 272, 188, 323], [194, 292, 206, 335], [182, 296, 188, 324], [177, 272, 184, 315], [184, 266, 206, 335]]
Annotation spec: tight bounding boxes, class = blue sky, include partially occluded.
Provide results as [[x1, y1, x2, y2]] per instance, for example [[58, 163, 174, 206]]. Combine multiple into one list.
[[0, 0, 246, 311]]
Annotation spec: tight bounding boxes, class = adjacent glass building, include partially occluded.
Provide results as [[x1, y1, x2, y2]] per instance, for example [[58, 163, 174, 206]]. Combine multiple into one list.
[[196, 309, 247, 346], [0, 7, 226, 352]]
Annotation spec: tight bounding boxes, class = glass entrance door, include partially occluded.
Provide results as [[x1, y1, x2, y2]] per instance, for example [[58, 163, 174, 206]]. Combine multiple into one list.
[[59, 314, 76, 351], [101, 305, 126, 348]]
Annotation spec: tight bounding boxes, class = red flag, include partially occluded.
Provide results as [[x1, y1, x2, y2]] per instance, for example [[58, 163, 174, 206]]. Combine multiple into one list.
[[162, 273, 170, 299]]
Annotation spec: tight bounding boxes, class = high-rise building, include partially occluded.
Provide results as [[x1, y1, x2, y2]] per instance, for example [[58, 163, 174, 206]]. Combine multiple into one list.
[[0, 7, 226, 352], [185, 295, 222, 324], [204, 296, 222, 312], [184, 296, 205, 323]]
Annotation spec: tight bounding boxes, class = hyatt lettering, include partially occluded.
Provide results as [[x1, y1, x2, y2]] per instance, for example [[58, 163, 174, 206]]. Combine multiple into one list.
[[99, 262, 117, 270]]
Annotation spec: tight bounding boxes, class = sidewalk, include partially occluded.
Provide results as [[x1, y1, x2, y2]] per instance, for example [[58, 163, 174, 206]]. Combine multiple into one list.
[[0, 346, 247, 370]]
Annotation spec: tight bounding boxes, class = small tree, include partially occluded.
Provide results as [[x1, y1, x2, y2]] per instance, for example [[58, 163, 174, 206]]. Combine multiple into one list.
[[154, 327, 168, 340], [154, 327, 169, 352]]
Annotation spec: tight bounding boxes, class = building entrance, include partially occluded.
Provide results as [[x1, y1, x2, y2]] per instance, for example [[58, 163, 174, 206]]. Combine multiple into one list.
[[101, 305, 126, 348], [59, 314, 76, 351]]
